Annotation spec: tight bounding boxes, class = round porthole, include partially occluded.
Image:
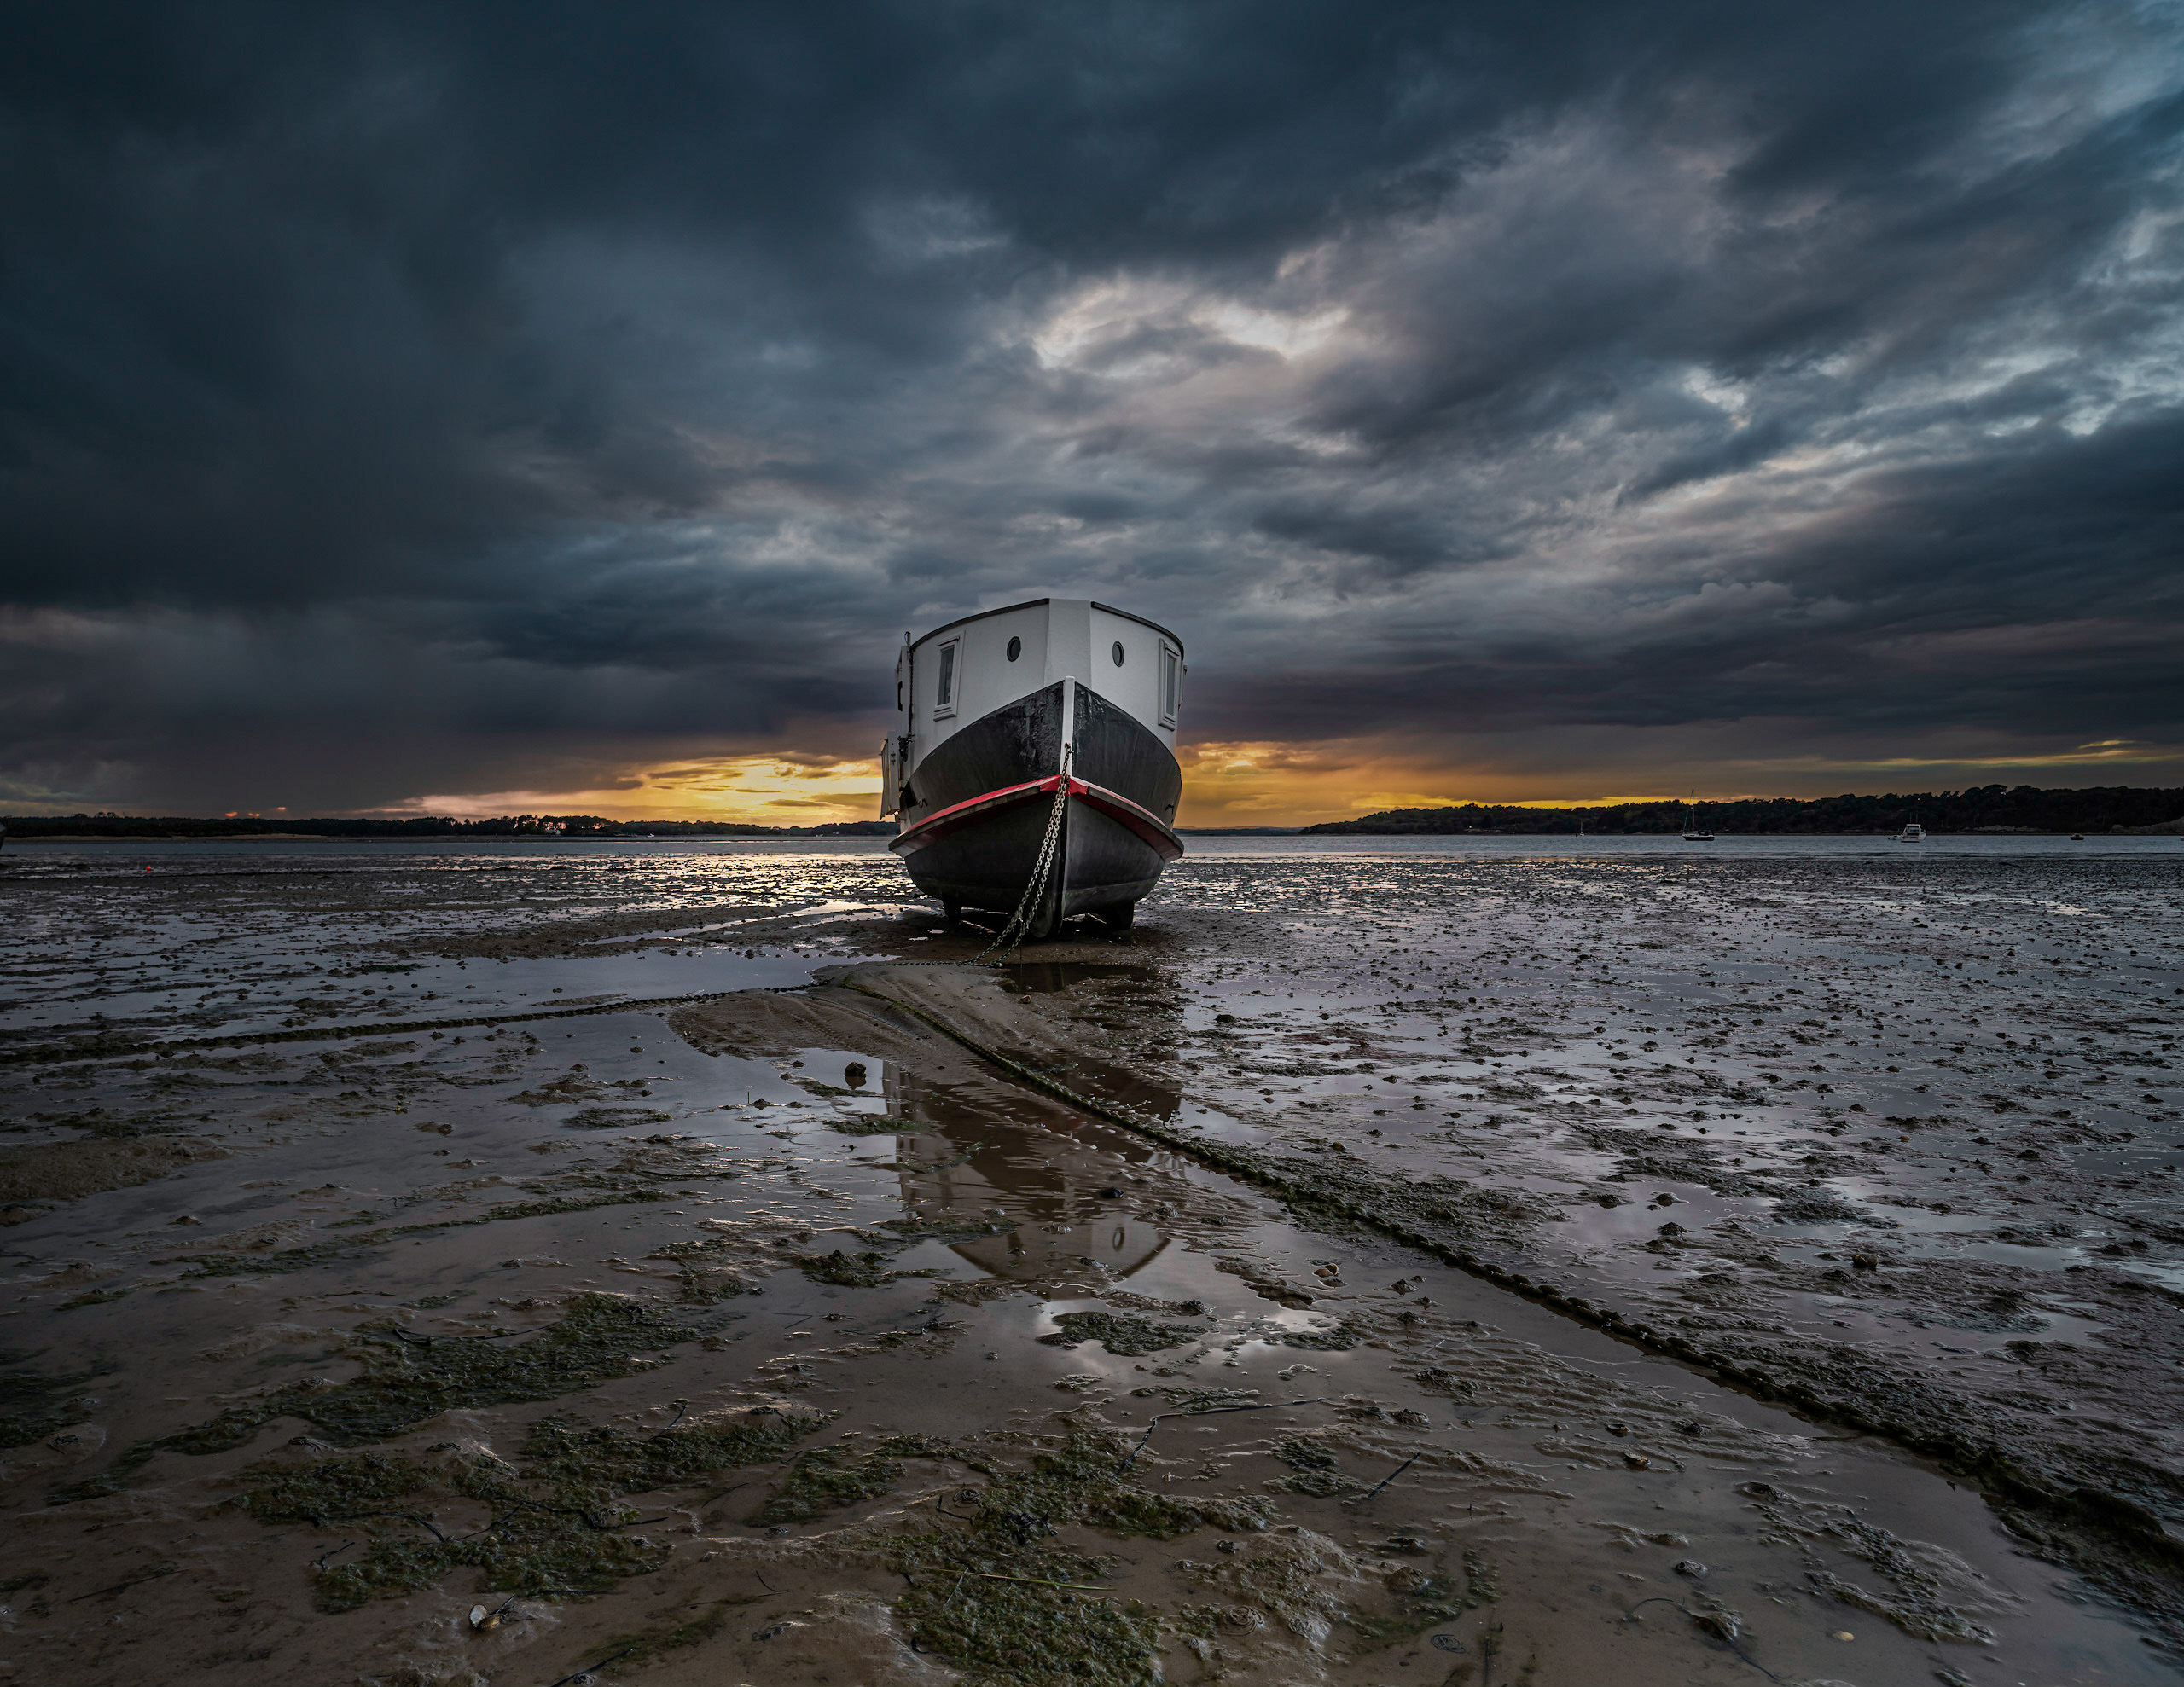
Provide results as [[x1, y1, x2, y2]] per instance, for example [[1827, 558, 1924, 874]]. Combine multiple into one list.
[[1112, 641, 1126, 666], [1006, 635, 1021, 662]]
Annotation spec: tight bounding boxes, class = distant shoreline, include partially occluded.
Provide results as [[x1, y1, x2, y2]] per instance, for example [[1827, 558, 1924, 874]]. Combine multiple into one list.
[[0, 820, 898, 841], [1289, 823, 2184, 837], [12, 827, 2181, 844], [3, 831, 897, 843], [7, 784, 2183, 840], [1302, 785, 2184, 838]]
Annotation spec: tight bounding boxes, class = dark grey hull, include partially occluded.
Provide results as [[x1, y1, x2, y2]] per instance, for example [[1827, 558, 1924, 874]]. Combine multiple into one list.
[[891, 681, 1182, 931]]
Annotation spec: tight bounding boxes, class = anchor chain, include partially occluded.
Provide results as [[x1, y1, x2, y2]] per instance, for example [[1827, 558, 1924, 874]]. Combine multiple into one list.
[[877, 741, 1073, 971]]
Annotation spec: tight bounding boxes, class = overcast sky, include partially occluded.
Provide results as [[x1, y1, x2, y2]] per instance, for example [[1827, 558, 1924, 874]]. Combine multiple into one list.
[[3, 1, 2180, 825]]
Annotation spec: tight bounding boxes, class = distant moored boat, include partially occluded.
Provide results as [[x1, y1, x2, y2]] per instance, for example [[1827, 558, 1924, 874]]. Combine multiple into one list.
[[1896, 822, 1926, 842], [883, 599, 1185, 937], [1681, 791, 1713, 842]]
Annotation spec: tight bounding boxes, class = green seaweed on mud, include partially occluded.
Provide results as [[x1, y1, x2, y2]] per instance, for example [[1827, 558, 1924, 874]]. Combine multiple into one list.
[[557, 1162, 742, 1188], [0, 1352, 112, 1449], [234, 1408, 831, 1612], [1409, 1365, 1478, 1400], [564, 1107, 673, 1130], [889, 1429, 1263, 1687], [427, 1191, 670, 1225], [1169, 1603, 1270, 1678], [746, 1435, 921, 1525], [53, 1296, 713, 1502], [1135, 1386, 1262, 1411], [1270, 1318, 1366, 1352], [794, 1249, 939, 1288], [1345, 1565, 1467, 1650], [172, 1238, 371, 1278], [900, 1557, 1162, 1687], [59, 1287, 131, 1309], [522, 1408, 827, 1495], [250, 1295, 704, 1446], [667, 1264, 751, 1304], [175, 1189, 667, 1279], [1038, 1312, 1204, 1356], [1772, 1189, 1896, 1227], [1013, 1430, 1268, 1540], [240, 1449, 665, 1610], [333, 1186, 675, 1231], [645, 1238, 752, 1304], [1269, 1435, 1364, 1498]]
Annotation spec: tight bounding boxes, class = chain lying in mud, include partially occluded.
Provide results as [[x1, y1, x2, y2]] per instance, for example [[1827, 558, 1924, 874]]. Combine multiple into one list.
[[834, 976, 2184, 1580]]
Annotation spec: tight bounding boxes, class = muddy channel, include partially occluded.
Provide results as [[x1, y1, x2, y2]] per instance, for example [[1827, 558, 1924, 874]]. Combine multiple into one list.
[[0, 843, 2179, 1687]]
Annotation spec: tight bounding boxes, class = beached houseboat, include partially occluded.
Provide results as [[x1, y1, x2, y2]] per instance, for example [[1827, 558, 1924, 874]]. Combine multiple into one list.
[[881, 599, 1185, 936]]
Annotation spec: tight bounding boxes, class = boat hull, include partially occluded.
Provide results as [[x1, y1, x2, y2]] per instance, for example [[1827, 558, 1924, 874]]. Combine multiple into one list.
[[891, 681, 1182, 929]]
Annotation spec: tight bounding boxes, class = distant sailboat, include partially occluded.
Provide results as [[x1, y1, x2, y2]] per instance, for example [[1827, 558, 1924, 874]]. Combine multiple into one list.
[[1682, 791, 1713, 842]]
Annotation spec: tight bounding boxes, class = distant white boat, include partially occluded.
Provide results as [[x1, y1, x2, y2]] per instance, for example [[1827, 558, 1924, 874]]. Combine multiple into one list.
[[1896, 822, 1926, 842], [1682, 791, 1713, 842]]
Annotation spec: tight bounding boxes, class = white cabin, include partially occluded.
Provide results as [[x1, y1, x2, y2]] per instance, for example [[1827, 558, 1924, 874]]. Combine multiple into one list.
[[881, 599, 1184, 818]]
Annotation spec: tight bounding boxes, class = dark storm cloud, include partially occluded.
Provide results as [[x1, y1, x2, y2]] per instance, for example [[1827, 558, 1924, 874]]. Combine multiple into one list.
[[2, 0, 2180, 811]]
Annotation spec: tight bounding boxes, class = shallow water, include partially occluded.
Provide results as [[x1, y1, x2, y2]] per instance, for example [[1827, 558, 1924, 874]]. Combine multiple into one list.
[[9, 828, 2181, 864], [1, 841, 2179, 1684]]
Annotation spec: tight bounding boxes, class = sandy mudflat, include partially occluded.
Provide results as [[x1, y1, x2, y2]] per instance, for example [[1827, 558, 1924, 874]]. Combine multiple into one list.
[[0, 844, 2178, 1686]]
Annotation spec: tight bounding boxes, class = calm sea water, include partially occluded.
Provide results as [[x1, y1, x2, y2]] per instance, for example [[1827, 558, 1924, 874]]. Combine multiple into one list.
[[3, 831, 2177, 862]]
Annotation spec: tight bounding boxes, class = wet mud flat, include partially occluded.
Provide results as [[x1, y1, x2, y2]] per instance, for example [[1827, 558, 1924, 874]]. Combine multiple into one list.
[[0, 846, 2177, 1686]]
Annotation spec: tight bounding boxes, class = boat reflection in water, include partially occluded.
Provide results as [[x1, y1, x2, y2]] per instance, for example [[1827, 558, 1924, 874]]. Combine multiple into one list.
[[880, 1053, 1185, 1283]]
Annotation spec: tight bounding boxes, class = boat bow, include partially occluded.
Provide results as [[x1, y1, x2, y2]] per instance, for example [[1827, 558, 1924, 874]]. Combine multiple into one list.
[[891, 773, 1183, 862]]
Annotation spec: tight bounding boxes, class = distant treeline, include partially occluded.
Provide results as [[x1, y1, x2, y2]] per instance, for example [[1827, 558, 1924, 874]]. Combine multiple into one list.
[[0, 813, 897, 839], [1303, 784, 2184, 836]]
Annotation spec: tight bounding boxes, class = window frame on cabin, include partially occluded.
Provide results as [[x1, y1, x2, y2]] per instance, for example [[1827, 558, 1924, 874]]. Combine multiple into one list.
[[932, 637, 961, 717], [1159, 642, 1182, 728]]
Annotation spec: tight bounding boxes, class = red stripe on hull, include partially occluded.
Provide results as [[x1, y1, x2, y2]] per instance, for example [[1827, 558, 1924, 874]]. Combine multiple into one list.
[[890, 774, 1182, 861], [1071, 779, 1186, 861]]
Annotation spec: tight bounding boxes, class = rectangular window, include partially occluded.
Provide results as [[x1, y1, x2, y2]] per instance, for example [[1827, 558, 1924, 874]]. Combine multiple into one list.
[[934, 640, 959, 716], [1159, 645, 1181, 727]]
